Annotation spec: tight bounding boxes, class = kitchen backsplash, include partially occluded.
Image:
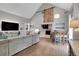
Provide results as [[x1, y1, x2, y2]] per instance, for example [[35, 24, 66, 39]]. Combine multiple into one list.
[[0, 31, 20, 39]]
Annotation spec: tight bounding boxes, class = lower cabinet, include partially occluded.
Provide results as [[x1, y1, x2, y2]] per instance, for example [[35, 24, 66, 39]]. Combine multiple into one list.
[[9, 36, 33, 56], [9, 38, 22, 56], [32, 35, 39, 44], [0, 41, 8, 56], [0, 35, 39, 56], [23, 36, 32, 48]]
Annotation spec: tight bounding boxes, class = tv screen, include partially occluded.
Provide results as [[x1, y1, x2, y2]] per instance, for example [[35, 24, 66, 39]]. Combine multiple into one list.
[[1, 21, 19, 31], [45, 30, 51, 35], [42, 24, 48, 29]]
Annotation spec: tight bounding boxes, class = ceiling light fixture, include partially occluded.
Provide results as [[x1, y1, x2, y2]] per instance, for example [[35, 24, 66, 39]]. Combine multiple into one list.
[[70, 19, 79, 28]]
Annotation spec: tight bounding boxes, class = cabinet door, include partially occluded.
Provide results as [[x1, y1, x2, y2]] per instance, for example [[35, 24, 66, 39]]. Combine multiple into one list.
[[9, 37, 33, 56], [35, 35, 39, 43], [27, 36, 32, 47], [20, 37, 28, 49], [23, 36, 32, 48], [9, 38, 21, 56], [0, 41, 8, 56], [32, 35, 39, 44]]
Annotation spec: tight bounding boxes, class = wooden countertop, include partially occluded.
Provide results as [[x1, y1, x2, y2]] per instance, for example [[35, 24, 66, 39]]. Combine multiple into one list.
[[69, 39, 79, 56]]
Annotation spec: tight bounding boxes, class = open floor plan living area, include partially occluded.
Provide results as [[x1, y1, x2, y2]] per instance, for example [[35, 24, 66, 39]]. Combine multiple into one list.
[[0, 3, 79, 56]]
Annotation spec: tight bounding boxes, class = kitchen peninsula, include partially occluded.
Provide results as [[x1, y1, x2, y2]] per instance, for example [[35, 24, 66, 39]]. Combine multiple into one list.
[[0, 33, 39, 56]]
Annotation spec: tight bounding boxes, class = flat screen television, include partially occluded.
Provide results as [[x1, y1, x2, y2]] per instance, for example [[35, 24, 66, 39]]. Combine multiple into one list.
[[45, 30, 51, 35], [1, 21, 19, 31], [42, 24, 48, 29]]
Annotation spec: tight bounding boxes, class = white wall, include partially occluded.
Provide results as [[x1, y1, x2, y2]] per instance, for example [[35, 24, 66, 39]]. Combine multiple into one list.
[[0, 10, 30, 37], [31, 12, 44, 36], [69, 14, 73, 40], [72, 3, 79, 19]]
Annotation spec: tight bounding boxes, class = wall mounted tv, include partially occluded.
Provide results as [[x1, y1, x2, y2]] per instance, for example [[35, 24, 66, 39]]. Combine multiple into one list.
[[45, 30, 51, 35], [1, 21, 19, 31]]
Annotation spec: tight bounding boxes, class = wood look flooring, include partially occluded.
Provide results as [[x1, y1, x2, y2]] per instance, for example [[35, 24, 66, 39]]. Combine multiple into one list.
[[14, 38, 69, 56]]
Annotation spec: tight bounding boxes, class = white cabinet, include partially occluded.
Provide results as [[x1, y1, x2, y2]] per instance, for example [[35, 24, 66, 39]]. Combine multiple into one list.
[[0, 41, 8, 56], [32, 35, 39, 44], [9, 38, 21, 56], [9, 36, 33, 56], [23, 36, 32, 48], [8, 35, 39, 56], [35, 35, 39, 43]]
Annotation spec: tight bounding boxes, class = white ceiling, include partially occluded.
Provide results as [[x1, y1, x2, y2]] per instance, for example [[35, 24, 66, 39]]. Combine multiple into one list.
[[51, 3, 72, 11], [0, 3, 42, 19], [0, 3, 72, 19]]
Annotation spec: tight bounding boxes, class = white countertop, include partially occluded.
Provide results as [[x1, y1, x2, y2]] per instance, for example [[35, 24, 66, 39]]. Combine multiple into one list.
[[69, 39, 79, 56]]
